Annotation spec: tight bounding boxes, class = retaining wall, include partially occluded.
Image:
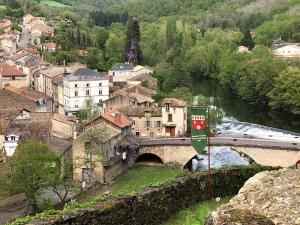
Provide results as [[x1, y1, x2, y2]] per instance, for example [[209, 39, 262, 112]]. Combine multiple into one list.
[[31, 165, 276, 225]]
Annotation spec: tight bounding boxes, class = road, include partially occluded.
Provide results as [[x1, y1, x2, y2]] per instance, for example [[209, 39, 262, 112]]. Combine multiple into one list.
[[18, 26, 31, 49]]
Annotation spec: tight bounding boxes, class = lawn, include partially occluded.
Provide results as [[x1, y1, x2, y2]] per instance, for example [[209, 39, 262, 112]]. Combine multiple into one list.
[[40, 0, 70, 7], [111, 164, 189, 196], [162, 196, 231, 225]]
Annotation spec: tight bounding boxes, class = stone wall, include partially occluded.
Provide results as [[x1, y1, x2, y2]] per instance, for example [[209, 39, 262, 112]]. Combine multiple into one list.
[[31, 165, 276, 225]]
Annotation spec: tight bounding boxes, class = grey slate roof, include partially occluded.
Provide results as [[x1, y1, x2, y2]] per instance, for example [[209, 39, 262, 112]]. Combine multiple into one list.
[[110, 63, 134, 71], [64, 68, 106, 81]]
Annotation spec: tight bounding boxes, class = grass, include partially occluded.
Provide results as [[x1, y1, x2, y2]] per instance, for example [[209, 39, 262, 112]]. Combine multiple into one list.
[[111, 164, 189, 196], [162, 196, 231, 225], [40, 0, 70, 8]]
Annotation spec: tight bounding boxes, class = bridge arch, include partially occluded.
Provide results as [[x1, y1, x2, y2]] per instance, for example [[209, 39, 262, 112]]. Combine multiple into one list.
[[136, 153, 165, 164]]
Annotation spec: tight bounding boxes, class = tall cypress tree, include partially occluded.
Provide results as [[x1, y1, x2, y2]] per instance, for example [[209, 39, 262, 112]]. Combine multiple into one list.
[[241, 28, 254, 49], [124, 18, 142, 64], [76, 27, 81, 48]]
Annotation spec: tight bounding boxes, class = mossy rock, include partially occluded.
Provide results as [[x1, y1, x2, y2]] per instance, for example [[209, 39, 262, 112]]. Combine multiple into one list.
[[205, 208, 275, 225]]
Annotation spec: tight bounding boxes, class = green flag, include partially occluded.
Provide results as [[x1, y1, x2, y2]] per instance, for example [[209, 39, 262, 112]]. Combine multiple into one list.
[[190, 108, 208, 154]]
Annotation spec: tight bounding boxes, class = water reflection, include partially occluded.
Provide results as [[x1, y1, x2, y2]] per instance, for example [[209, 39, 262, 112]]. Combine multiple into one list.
[[192, 78, 300, 132]]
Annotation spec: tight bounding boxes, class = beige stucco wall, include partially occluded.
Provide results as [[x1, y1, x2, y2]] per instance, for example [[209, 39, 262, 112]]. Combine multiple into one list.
[[233, 146, 300, 167], [162, 106, 187, 137], [0, 135, 4, 154], [131, 116, 163, 139], [1, 77, 28, 88], [51, 118, 74, 139]]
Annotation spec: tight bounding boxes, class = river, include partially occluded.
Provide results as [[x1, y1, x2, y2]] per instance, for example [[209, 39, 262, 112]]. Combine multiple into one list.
[[192, 78, 300, 133]]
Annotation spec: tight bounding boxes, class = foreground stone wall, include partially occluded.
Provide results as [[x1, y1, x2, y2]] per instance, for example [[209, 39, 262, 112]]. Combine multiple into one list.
[[31, 165, 276, 225]]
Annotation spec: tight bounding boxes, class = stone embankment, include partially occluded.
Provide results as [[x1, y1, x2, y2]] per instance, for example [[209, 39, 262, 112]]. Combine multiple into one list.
[[205, 169, 300, 225]]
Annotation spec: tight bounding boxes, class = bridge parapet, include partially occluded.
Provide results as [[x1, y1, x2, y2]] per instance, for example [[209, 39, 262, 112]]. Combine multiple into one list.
[[140, 137, 300, 151]]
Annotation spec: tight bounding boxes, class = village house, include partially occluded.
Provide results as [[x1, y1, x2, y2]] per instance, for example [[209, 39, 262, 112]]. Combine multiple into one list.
[[6, 49, 41, 87], [118, 98, 187, 138], [35, 63, 86, 96], [127, 73, 158, 90], [0, 19, 12, 33], [0, 85, 52, 112], [23, 14, 34, 28], [41, 42, 57, 52], [73, 111, 135, 185], [108, 63, 153, 83], [0, 63, 28, 88], [52, 76, 65, 114], [104, 84, 156, 112], [272, 43, 300, 58], [162, 98, 187, 137], [63, 68, 109, 116], [0, 33, 17, 55]]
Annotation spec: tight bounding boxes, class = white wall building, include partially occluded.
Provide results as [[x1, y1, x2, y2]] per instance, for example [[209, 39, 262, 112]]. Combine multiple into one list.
[[63, 68, 109, 116], [3, 134, 20, 156], [108, 63, 152, 82], [161, 98, 187, 137], [273, 44, 300, 58]]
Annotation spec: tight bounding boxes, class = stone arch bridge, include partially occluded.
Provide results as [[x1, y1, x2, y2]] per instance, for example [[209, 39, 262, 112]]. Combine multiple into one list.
[[138, 137, 300, 168]]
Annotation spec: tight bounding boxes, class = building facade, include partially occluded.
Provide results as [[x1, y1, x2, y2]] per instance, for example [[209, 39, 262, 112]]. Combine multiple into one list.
[[63, 68, 109, 116], [0, 63, 28, 88]]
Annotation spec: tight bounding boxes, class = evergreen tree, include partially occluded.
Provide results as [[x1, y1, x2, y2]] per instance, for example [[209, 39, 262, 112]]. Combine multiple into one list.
[[76, 27, 81, 48], [124, 18, 142, 64], [82, 33, 86, 49], [241, 28, 254, 49]]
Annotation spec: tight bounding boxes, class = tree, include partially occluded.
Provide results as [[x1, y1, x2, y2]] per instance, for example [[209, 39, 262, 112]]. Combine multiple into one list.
[[77, 98, 100, 125], [76, 27, 81, 47], [240, 28, 254, 49], [168, 87, 193, 103], [124, 17, 142, 64], [268, 67, 300, 115], [7, 140, 61, 213]]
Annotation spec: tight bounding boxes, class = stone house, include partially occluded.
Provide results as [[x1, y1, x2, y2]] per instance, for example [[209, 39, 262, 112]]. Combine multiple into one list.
[[0, 63, 28, 88], [119, 106, 163, 139], [108, 63, 153, 83], [51, 113, 76, 140], [73, 111, 135, 185], [0, 33, 17, 55], [127, 73, 158, 90], [104, 85, 156, 112]]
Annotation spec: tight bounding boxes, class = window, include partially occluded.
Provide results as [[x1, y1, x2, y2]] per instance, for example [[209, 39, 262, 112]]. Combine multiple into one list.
[[86, 83, 89, 87], [99, 90, 102, 95], [12, 76, 15, 80], [99, 83, 102, 86], [86, 90, 90, 96], [84, 142, 91, 150], [11, 136, 15, 141], [75, 84, 78, 88], [74, 91, 78, 96], [146, 121, 151, 128], [168, 114, 173, 122], [166, 104, 170, 112], [82, 168, 92, 182], [135, 132, 140, 138], [85, 152, 92, 161], [156, 121, 161, 128]]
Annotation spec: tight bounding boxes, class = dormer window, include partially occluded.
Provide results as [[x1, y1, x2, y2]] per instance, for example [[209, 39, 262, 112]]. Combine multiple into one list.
[[166, 104, 170, 112]]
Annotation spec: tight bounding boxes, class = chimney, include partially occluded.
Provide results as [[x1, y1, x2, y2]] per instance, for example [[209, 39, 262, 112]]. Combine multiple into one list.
[[115, 112, 122, 124]]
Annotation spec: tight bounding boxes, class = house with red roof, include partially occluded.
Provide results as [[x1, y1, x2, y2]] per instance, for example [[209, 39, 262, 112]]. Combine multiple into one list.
[[41, 42, 57, 52], [0, 63, 28, 88]]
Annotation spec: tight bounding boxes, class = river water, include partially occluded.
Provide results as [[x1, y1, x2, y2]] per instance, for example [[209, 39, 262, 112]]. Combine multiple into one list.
[[192, 78, 300, 133]]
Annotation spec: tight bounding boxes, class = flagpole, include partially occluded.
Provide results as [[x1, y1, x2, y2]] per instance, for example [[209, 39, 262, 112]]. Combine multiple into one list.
[[207, 107, 212, 201]]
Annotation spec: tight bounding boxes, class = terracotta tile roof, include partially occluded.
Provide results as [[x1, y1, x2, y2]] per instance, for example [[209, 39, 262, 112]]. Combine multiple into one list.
[[4, 85, 47, 101], [162, 98, 187, 107], [101, 111, 132, 128], [42, 42, 56, 49], [0, 64, 26, 77], [24, 47, 39, 54]]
